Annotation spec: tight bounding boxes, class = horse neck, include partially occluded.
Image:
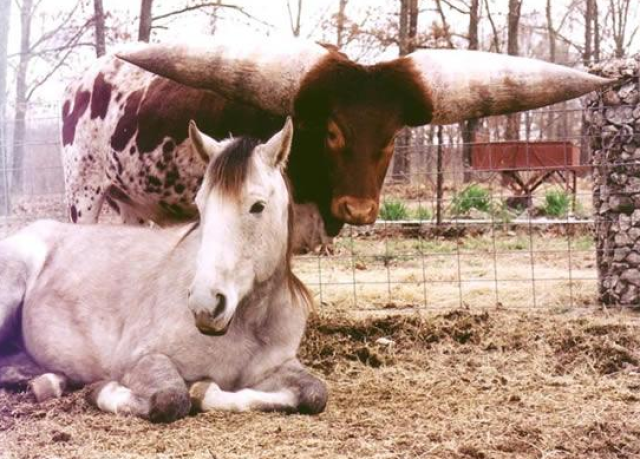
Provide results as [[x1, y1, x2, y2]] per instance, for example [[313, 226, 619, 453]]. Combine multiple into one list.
[[237, 261, 307, 340]]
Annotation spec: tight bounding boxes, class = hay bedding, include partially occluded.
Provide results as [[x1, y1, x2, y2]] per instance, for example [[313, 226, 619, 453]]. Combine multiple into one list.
[[1, 309, 640, 459]]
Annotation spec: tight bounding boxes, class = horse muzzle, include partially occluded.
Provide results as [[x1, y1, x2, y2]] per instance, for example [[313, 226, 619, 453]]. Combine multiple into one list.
[[188, 288, 235, 336], [193, 311, 231, 336]]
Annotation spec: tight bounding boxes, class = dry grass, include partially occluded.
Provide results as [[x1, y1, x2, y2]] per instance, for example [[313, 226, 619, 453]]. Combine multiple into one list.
[[2, 308, 640, 458]]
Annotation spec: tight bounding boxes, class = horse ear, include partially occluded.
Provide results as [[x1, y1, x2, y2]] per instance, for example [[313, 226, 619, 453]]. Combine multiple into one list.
[[189, 120, 224, 162], [262, 117, 294, 169]]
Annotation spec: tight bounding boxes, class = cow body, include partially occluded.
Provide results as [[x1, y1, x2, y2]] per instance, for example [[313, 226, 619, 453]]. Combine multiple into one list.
[[62, 55, 285, 228]]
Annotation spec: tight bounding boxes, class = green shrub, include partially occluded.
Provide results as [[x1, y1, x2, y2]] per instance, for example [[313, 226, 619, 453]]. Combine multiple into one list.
[[379, 200, 409, 220], [414, 205, 432, 221], [541, 189, 570, 218], [451, 184, 492, 216]]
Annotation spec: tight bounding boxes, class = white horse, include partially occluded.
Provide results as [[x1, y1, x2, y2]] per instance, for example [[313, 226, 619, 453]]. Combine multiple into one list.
[[0, 119, 327, 422]]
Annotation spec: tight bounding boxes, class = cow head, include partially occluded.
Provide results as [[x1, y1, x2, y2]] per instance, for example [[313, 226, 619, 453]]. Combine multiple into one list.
[[117, 37, 613, 232]]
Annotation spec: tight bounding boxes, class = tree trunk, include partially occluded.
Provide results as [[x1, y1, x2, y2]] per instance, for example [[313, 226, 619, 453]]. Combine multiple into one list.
[[287, 0, 303, 37], [0, 0, 11, 213], [593, 0, 600, 62], [436, 126, 444, 226], [581, 0, 597, 164], [12, 0, 33, 193], [505, 0, 522, 141], [545, 0, 556, 140], [584, 0, 593, 66], [461, 0, 480, 182], [391, 0, 418, 182], [93, 0, 106, 56], [336, 0, 347, 48], [138, 0, 154, 42]]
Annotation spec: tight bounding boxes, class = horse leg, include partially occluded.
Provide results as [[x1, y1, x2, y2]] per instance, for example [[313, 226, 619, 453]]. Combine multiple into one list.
[[29, 373, 67, 402], [87, 354, 190, 423], [190, 359, 327, 414]]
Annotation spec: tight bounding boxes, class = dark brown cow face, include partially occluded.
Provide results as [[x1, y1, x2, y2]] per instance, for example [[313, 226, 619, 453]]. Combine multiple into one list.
[[291, 56, 431, 232], [324, 102, 403, 225]]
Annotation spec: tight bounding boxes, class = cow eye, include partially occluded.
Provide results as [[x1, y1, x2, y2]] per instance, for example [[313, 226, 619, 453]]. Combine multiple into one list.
[[250, 201, 266, 214]]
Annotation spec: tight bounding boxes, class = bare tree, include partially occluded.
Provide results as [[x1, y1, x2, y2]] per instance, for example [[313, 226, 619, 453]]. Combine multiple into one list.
[[433, 0, 455, 49], [12, 0, 35, 191], [608, 0, 637, 58], [461, 0, 480, 182], [139, 0, 154, 42], [0, 0, 11, 213], [12, 0, 92, 191], [391, 0, 419, 183], [93, 0, 106, 56], [484, 0, 501, 52], [336, 0, 348, 48], [287, 0, 303, 37], [149, 2, 271, 38], [584, 0, 593, 65], [505, 0, 523, 141]]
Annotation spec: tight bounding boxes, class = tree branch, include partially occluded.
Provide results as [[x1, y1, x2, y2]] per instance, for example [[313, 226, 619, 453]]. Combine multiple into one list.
[[438, 0, 470, 15], [29, 1, 81, 53], [484, 0, 501, 52], [152, 2, 273, 29]]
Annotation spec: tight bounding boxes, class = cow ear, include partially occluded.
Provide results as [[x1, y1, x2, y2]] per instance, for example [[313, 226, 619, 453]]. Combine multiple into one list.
[[189, 120, 223, 162], [261, 117, 294, 170]]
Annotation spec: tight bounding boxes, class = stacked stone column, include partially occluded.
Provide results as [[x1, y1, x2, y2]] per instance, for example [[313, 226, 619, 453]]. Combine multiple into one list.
[[586, 55, 640, 305]]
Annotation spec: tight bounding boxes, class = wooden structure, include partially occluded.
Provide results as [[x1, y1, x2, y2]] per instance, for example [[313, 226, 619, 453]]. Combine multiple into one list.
[[471, 140, 581, 207]]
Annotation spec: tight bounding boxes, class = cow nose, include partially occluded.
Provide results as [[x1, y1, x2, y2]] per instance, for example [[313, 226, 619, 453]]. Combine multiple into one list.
[[335, 197, 377, 225]]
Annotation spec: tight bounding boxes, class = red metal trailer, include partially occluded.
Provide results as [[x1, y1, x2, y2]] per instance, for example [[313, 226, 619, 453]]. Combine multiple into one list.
[[471, 140, 582, 207]]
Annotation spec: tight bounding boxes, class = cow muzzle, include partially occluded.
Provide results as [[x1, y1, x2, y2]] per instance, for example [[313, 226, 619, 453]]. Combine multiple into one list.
[[331, 196, 378, 225]]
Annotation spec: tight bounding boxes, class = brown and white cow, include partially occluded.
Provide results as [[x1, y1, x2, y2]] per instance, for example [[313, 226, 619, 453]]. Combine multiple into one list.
[[61, 36, 611, 250]]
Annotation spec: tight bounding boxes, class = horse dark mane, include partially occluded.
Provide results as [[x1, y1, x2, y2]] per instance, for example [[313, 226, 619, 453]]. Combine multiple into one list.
[[206, 137, 261, 197]]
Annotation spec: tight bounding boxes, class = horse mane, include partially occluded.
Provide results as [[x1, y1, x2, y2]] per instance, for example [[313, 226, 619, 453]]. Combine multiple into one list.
[[285, 180, 314, 313]]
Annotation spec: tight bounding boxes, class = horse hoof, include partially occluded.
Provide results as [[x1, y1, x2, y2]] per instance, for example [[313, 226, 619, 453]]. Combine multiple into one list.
[[29, 373, 66, 402], [189, 381, 219, 412], [148, 388, 191, 423], [298, 378, 328, 415]]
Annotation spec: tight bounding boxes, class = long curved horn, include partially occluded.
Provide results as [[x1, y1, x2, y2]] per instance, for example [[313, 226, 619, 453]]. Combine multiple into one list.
[[405, 50, 615, 125], [116, 36, 329, 115]]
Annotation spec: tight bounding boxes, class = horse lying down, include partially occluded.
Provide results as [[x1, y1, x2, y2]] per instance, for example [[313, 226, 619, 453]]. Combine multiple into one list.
[[0, 118, 327, 422]]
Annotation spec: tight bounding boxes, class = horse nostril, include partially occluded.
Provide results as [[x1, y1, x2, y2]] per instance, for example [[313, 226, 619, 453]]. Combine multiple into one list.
[[213, 293, 226, 318]]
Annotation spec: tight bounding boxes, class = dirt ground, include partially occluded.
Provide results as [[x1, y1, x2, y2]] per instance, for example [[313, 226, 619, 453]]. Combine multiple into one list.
[[2, 308, 640, 459]]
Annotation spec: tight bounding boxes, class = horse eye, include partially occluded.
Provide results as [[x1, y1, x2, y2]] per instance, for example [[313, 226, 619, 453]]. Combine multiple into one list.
[[250, 201, 266, 214]]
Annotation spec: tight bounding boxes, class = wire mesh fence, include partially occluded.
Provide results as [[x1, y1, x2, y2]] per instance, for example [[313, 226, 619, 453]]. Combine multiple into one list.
[[0, 99, 601, 311]]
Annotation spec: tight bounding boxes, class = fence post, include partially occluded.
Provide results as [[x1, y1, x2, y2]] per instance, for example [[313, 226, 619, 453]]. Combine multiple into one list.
[[586, 55, 640, 306]]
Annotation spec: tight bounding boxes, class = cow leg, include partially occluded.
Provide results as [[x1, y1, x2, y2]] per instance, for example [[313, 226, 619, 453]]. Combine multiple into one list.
[[190, 359, 327, 414], [87, 354, 190, 423]]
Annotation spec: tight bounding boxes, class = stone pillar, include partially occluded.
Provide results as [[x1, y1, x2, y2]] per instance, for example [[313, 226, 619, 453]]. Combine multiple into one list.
[[586, 56, 640, 306]]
